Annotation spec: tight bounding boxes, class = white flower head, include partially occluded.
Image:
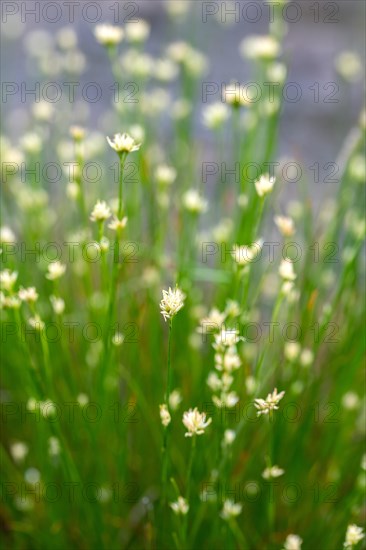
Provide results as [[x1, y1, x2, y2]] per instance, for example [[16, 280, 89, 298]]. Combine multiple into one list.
[[0, 226, 16, 244], [18, 287, 39, 303], [125, 20, 150, 43], [220, 499, 242, 520], [223, 429, 236, 446], [169, 389, 182, 411], [108, 216, 128, 232], [46, 261, 66, 281], [274, 215, 295, 237], [50, 295, 65, 315], [29, 315, 45, 331], [106, 132, 140, 154], [279, 258, 296, 281], [240, 34, 280, 60], [94, 24, 124, 46], [254, 387, 285, 416], [170, 496, 189, 515], [90, 200, 111, 223], [255, 174, 276, 197], [159, 404, 171, 428], [160, 286, 185, 322], [182, 407, 212, 437], [262, 465, 285, 480], [48, 436, 60, 457], [284, 342, 301, 362], [155, 165, 177, 186], [182, 189, 208, 214], [283, 534, 303, 550], [214, 328, 241, 348], [203, 102, 230, 129], [0, 269, 18, 291], [232, 241, 262, 266], [10, 441, 29, 463], [344, 524, 365, 548]]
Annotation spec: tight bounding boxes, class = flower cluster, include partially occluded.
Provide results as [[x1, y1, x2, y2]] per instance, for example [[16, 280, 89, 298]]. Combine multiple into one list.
[[207, 319, 242, 410]]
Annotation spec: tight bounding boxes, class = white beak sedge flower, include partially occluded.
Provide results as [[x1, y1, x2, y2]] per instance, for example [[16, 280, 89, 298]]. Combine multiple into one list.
[[160, 287, 185, 322], [108, 216, 128, 232], [106, 133, 140, 154], [254, 388, 285, 416], [182, 189, 208, 214], [46, 261, 66, 281], [50, 295, 65, 315], [220, 499, 242, 520], [18, 287, 39, 303], [170, 496, 189, 515], [240, 35, 281, 60], [182, 407, 212, 437], [10, 441, 29, 463], [203, 102, 230, 129], [0, 269, 18, 291], [283, 534, 303, 550], [90, 200, 111, 223], [231, 241, 262, 266], [344, 524, 365, 548], [169, 389, 182, 411], [279, 258, 296, 281], [262, 465, 285, 480], [255, 174, 276, 197], [94, 24, 124, 46], [274, 215, 295, 237], [159, 404, 171, 428]]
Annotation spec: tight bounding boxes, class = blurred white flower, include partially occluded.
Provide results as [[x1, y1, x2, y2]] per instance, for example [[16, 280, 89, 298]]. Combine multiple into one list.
[[125, 20, 150, 43], [108, 216, 128, 232], [344, 524, 364, 548], [274, 215, 295, 237], [240, 35, 280, 60], [335, 51, 363, 82], [94, 24, 124, 46], [284, 342, 301, 362], [46, 261, 66, 281], [155, 165, 177, 186], [223, 429, 236, 446], [262, 465, 285, 480], [90, 200, 111, 223], [283, 534, 303, 550], [159, 404, 171, 427], [279, 258, 296, 281], [0, 269, 18, 291], [170, 496, 189, 515], [169, 389, 182, 411], [18, 287, 38, 303], [182, 189, 208, 214], [50, 295, 65, 315], [203, 102, 230, 129], [300, 348, 314, 367], [255, 174, 276, 197], [48, 436, 60, 457], [220, 499, 242, 520], [10, 441, 29, 463], [0, 226, 16, 244]]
